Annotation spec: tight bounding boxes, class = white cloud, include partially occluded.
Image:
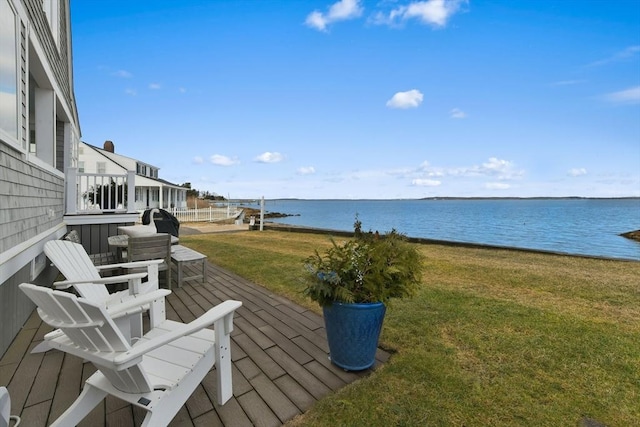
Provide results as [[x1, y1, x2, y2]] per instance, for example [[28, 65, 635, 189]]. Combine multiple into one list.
[[474, 157, 523, 179], [550, 79, 587, 86], [373, 0, 467, 28], [149, 83, 161, 90], [112, 69, 132, 78], [255, 152, 284, 163], [568, 168, 587, 177], [419, 157, 524, 180], [210, 154, 239, 166], [305, 0, 363, 31], [412, 178, 441, 186], [124, 88, 137, 96], [386, 89, 424, 109], [486, 182, 510, 190], [450, 108, 466, 118], [193, 156, 204, 164], [604, 86, 640, 105], [481, 157, 510, 174], [297, 166, 316, 175], [588, 45, 640, 67], [179, 87, 187, 93]]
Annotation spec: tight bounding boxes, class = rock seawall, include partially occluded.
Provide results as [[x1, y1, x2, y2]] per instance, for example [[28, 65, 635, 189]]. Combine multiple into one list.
[[621, 230, 640, 242]]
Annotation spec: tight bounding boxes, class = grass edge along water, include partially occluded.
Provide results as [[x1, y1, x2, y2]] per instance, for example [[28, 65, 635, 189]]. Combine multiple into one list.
[[252, 198, 640, 260]]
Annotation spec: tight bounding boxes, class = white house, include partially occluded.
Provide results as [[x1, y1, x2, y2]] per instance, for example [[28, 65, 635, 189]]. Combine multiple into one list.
[[78, 140, 187, 212]]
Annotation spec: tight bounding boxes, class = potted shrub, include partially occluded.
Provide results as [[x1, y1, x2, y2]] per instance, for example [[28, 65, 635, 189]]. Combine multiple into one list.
[[303, 218, 424, 370]]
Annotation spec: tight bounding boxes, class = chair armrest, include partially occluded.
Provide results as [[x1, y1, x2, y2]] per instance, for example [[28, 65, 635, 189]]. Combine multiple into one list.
[[113, 300, 242, 366], [106, 289, 171, 318], [53, 272, 148, 289], [95, 259, 164, 271]]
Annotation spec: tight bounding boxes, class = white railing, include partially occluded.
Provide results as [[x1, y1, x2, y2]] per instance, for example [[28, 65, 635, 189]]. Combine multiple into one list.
[[66, 168, 136, 214], [170, 205, 243, 223]]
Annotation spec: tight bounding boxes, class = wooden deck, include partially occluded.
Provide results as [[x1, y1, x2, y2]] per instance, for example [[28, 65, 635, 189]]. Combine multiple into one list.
[[0, 260, 389, 426]]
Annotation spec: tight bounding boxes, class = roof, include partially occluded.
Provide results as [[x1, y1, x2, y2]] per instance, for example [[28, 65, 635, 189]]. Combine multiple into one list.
[[80, 141, 184, 189]]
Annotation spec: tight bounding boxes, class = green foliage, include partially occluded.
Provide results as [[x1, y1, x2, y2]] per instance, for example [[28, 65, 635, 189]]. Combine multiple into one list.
[[303, 218, 424, 306]]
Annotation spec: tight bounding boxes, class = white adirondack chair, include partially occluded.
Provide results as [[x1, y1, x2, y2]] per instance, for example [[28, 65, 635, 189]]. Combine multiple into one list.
[[0, 386, 20, 427], [41, 240, 169, 348], [19, 283, 241, 427]]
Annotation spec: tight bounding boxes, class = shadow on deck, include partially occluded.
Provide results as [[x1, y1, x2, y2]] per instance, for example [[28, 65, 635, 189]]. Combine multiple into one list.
[[0, 261, 389, 426]]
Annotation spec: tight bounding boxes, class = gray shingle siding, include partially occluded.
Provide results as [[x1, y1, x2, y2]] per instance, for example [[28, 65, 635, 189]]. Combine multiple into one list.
[[0, 143, 64, 254]]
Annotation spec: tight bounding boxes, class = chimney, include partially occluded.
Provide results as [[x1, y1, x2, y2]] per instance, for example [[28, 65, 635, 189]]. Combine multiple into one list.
[[104, 140, 114, 153]]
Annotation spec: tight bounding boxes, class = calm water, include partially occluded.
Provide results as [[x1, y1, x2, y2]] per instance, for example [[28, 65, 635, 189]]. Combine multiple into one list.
[[251, 199, 640, 260]]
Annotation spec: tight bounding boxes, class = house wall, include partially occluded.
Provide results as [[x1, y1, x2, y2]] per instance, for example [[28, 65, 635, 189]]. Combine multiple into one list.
[[0, 143, 67, 358], [22, 0, 77, 118], [79, 142, 127, 174], [0, 144, 65, 253], [0, 0, 79, 358]]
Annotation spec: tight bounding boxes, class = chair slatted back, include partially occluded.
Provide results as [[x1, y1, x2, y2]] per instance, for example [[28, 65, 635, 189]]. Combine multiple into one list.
[[127, 234, 171, 263], [19, 284, 153, 393], [128, 234, 172, 287], [45, 240, 110, 301]]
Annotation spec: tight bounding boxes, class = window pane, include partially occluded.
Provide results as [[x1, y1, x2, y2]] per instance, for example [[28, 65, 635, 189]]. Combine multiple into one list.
[[0, 0, 18, 138]]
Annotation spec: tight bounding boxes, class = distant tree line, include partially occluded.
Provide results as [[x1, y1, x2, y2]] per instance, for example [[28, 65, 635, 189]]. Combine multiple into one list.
[[180, 183, 226, 201]]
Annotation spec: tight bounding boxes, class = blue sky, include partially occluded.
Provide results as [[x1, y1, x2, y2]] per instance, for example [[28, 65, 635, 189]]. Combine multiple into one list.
[[70, 0, 640, 199]]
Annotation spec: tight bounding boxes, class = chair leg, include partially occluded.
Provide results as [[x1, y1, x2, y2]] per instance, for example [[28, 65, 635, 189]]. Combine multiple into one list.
[[50, 383, 107, 427], [214, 315, 234, 405]]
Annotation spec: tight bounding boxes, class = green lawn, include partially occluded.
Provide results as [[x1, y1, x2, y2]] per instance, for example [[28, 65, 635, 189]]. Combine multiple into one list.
[[181, 230, 640, 426]]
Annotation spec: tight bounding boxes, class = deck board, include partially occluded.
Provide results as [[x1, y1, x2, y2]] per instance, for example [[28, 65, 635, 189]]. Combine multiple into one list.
[[1, 260, 389, 426]]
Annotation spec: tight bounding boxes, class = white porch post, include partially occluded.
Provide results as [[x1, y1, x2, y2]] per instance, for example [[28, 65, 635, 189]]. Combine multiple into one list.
[[66, 167, 78, 214], [127, 171, 136, 213]]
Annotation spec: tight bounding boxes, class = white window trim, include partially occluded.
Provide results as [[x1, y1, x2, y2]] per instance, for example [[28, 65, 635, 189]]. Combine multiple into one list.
[[0, 0, 20, 147]]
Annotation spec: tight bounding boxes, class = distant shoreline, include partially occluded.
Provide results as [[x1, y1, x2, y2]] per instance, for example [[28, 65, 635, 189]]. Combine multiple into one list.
[[264, 196, 640, 201], [256, 222, 640, 263]]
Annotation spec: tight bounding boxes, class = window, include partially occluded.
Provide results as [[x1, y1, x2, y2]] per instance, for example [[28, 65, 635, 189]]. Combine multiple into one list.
[[97, 162, 106, 174], [0, 0, 18, 140], [78, 161, 84, 173]]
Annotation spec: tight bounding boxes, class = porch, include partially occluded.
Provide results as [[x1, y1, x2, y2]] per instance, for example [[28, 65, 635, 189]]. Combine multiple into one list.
[[0, 260, 389, 426]]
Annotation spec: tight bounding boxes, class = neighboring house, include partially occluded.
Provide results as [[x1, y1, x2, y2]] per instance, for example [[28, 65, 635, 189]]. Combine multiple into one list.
[[78, 140, 187, 212]]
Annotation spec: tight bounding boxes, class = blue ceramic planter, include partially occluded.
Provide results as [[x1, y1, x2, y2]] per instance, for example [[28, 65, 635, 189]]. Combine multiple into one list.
[[322, 302, 386, 371]]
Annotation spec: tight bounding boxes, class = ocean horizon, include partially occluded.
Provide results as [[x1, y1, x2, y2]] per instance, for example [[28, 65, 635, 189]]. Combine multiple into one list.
[[243, 198, 640, 261]]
